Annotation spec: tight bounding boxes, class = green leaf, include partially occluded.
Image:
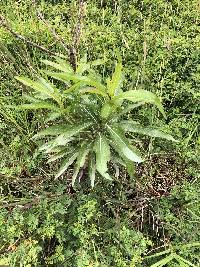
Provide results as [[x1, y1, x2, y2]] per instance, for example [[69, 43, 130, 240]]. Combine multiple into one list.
[[44, 71, 107, 94], [33, 122, 92, 139], [118, 103, 145, 116], [114, 90, 166, 117], [64, 81, 85, 94], [80, 87, 108, 97], [107, 61, 123, 97], [76, 62, 91, 74], [45, 112, 62, 123], [72, 146, 90, 186], [101, 102, 116, 119], [124, 158, 135, 179], [15, 76, 62, 106], [89, 155, 96, 188], [145, 249, 171, 259], [44, 71, 81, 83], [173, 255, 197, 267], [42, 59, 73, 73], [174, 257, 191, 267], [150, 254, 175, 267], [180, 242, 200, 249], [106, 124, 143, 163], [94, 134, 112, 180], [120, 121, 177, 141], [91, 58, 106, 66], [55, 151, 78, 179], [47, 148, 71, 163]]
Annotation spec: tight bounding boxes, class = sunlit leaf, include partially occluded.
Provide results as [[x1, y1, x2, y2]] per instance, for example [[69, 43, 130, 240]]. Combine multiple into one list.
[[107, 61, 123, 97], [47, 148, 70, 163], [150, 254, 175, 267], [42, 59, 73, 73], [173, 254, 197, 267], [145, 249, 171, 259], [118, 103, 145, 116], [89, 155, 96, 188], [101, 102, 116, 119], [80, 87, 107, 97], [15, 76, 63, 106], [120, 121, 177, 141], [106, 124, 143, 163], [33, 122, 92, 139], [114, 90, 166, 117], [91, 58, 106, 66], [76, 62, 91, 74], [94, 134, 112, 180], [44, 71, 107, 94], [124, 158, 135, 179], [55, 151, 78, 179], [72, 146, 90, 186]]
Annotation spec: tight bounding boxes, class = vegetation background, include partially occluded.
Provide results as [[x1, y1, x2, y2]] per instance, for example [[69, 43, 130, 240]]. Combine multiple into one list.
[[0, 0, 199, 266]]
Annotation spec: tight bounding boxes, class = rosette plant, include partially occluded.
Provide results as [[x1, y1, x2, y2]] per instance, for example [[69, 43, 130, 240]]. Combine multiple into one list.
[[15, 56, 176, 187]]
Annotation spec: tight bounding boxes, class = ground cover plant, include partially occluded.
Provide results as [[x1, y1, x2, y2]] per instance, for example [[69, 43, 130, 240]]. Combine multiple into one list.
[[0, 0, 199, 266]]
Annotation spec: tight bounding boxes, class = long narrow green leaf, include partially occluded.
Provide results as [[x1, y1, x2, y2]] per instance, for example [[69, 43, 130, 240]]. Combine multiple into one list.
[[114, 90, 166, 117], [145, 249, 171, 259], [180, 243, 200, 250], [89, 155, 96, 188], [72, 146, 90, 186], [42, 59, 73, 73], [124, 159, 135, 179], [94, 134, 112, 180], [173, 255, 197, 267], [33, 122, 92, 139], [91, 58, 106, 66], [80, 87, 108, 97], [107, 61, 123, 97], [47, 148, 71, 163], [120, 121, 177, 141], [174, 256, 191, 267], [76, 62, 91, 74], [106, 124, 143, 163], [150, 254, 175, 267], [55, 152, 78, 179], [38, 136, 74, 154], [55, 57, 74, 72], [15, 76, 62, 106], [44, 71, 107, 94], [101, 102, 116, 119]]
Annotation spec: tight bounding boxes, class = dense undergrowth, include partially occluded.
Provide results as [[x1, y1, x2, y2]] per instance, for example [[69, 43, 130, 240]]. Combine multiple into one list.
[[0, 0, 199, 266]]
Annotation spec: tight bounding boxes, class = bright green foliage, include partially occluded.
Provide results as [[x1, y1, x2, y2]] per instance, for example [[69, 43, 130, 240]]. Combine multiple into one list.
[[0, 193, 151, 266], [15, 58, 175, 187]]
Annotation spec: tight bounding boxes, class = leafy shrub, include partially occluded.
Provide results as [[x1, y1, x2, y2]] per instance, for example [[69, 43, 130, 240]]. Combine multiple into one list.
[[15, 57, 176, 187], [0, 192, 152, 266]]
